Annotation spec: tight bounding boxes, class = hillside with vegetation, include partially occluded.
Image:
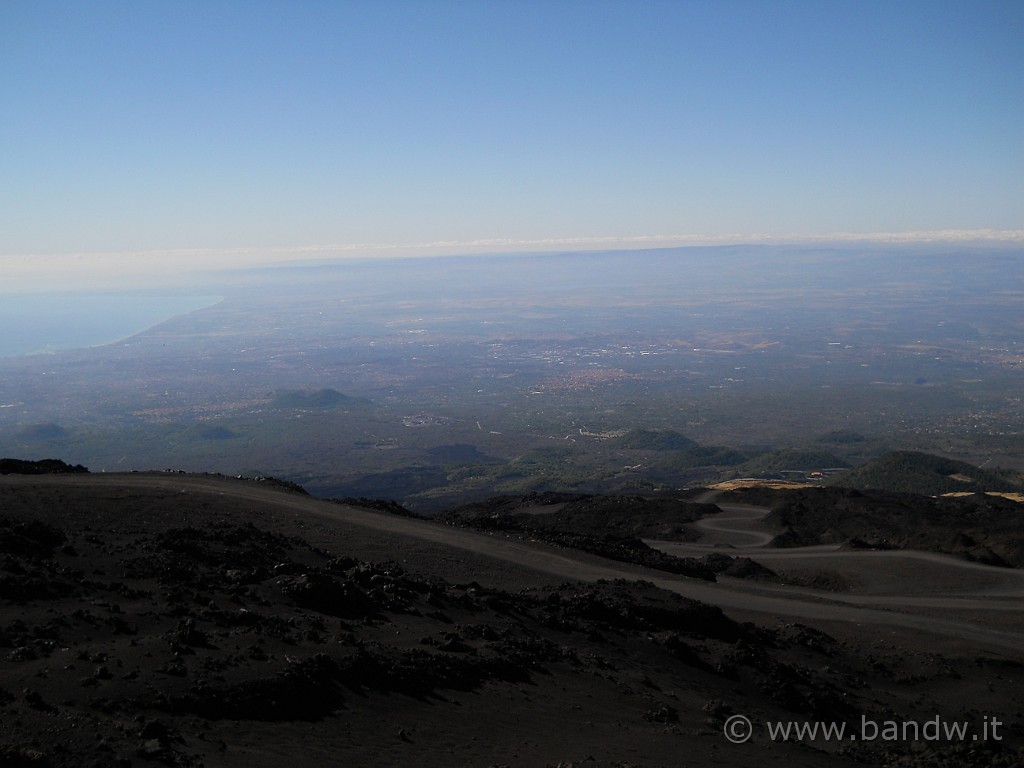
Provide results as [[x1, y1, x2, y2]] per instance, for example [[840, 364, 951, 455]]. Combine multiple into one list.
[[733, 448, 849, 477], [825, 451, 1022, 496]]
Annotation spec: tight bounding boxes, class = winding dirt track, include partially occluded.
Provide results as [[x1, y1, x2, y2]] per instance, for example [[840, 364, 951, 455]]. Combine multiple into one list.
[[689, 503, 779, 547], [7, 474, 1023, 653]]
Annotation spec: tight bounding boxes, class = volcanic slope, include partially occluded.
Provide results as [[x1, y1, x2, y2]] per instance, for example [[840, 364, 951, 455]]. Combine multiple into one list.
[[0, 472, 1022, 768]]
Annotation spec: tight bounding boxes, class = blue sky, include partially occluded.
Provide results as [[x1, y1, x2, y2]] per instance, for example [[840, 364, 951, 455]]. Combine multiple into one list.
[[1, 0, 1021, 281]]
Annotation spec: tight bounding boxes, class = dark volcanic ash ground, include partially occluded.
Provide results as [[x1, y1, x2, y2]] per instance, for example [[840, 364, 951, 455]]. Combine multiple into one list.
[[1, 472, 1022, 767]]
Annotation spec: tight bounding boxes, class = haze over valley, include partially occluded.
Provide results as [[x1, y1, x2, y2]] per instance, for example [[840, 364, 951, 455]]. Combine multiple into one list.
[[2, 244, 1021, 509]]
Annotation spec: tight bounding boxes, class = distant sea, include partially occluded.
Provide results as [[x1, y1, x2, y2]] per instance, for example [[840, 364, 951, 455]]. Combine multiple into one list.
[[0, 294, 221, 358]]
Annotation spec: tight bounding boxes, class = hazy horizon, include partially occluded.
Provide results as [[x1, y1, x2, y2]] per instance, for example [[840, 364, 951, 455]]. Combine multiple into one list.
[[3, 1, 1021, 289], [3, 229, 1022, 295]]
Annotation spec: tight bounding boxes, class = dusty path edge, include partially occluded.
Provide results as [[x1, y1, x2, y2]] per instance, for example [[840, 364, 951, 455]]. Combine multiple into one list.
[[3, 472, 1022, 654]]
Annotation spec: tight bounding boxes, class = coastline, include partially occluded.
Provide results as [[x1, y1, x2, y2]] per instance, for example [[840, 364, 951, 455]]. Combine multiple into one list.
[[0, 293, 223, 359]]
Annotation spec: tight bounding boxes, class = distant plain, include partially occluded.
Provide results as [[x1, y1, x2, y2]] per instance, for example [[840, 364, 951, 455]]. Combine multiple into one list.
[[1, 244, 1021, 509]]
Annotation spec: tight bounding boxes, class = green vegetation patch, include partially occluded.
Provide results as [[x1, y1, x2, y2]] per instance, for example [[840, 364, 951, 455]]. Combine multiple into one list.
[[737, 448, 849, 476], [825, 451, 1021, 496]]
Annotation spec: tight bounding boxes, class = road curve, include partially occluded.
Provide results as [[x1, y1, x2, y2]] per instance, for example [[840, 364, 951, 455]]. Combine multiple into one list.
[[4, 473, 1023, 654], [691, 505, 778, 547]]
